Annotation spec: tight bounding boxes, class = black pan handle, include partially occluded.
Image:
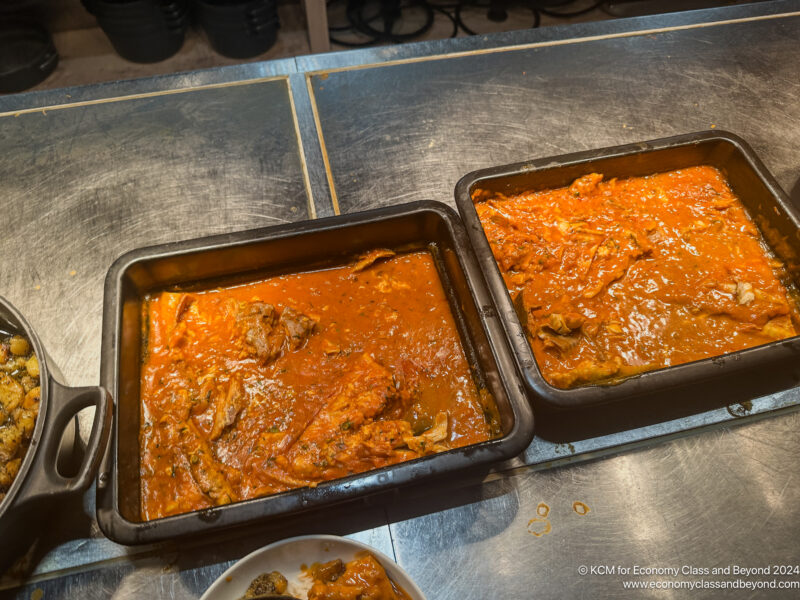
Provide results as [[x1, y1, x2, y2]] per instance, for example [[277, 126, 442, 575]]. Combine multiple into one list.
[[25, 380, 112, 499]]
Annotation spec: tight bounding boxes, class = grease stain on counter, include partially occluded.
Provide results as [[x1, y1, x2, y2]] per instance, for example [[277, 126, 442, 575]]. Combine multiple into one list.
[[526, 500, 592, 538], [573, 501, 591, 515], [527, 517, 552, 538]]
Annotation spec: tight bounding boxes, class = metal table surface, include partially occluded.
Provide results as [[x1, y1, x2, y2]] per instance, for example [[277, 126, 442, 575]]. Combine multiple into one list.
[[1, 2, 799, 598]]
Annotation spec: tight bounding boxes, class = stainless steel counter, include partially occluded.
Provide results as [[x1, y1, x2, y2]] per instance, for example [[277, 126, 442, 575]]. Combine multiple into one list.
[[1, 2, 799, 598]]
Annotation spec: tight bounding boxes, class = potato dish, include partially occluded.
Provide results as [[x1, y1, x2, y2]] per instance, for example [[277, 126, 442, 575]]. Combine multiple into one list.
[[0, 333, 40, 502]]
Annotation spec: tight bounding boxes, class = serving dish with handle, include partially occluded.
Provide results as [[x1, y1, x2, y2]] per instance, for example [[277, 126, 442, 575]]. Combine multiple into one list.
[[0, 296, 113, 572]]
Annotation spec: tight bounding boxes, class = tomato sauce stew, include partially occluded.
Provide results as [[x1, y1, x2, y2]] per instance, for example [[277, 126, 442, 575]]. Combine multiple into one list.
[[139, 249, 500, 521], [474, 166, 800, 389]]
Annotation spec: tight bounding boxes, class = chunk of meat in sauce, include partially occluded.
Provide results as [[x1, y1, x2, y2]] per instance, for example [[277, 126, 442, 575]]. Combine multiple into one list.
[[286, 354, 411, 480], [239, 571, 288, 599], [762, 315, 795, 339], [514, 290, 585, 355], [402, 411, 449, 454], [311, 559, 345, 582], [238, 302, 317, 364], [569, 172, 603, 197], [351, 248, 396, 273], [181, 420, 239, 507], [282, 306, 318, 350], [287, 354, 451, 481], [308, 553, 411, 600], [208, 378, 246, 441], [165, 294, 197, 349]]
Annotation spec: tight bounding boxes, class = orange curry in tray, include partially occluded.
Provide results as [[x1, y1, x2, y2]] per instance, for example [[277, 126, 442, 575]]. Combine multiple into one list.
[[474, 166, 800, 389], [139, 249, 500, 521]]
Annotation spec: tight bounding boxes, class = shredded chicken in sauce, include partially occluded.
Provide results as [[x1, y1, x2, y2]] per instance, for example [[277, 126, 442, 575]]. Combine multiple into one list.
[[140, 250, 499, 520], [474, 166, 800, 388]]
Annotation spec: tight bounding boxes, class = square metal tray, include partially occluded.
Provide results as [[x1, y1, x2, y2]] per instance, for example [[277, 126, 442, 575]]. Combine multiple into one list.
[[97, 201, 534, 544], [455, 130, 800, 411]]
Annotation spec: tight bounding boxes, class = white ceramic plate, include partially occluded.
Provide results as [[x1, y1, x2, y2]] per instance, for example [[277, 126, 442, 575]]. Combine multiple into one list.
[[200, 534, 427, 600]]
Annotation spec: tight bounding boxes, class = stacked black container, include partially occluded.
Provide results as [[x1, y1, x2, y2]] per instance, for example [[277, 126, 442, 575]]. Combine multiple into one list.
[[82, 0, 190, 63], [194, 0, 279, 59], [0, 0, 58, 93]]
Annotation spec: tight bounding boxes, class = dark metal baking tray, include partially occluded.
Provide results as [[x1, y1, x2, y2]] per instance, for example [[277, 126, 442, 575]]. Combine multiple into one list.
[[455, 130, 800, 411], [97, 201, 534, 545]]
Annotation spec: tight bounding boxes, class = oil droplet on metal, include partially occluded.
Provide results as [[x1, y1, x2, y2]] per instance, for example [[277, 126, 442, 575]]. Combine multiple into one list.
[[31, 589, 44, 600], [536, 502, 550, 518], [573, 501, 590, 516], [527, 517, 552, 537]]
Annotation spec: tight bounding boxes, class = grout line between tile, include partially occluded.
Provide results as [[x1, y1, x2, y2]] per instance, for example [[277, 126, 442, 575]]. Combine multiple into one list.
[[286, 78, 317, 220], [0, 74, 289, 119], [304, 74, 340, 216]]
